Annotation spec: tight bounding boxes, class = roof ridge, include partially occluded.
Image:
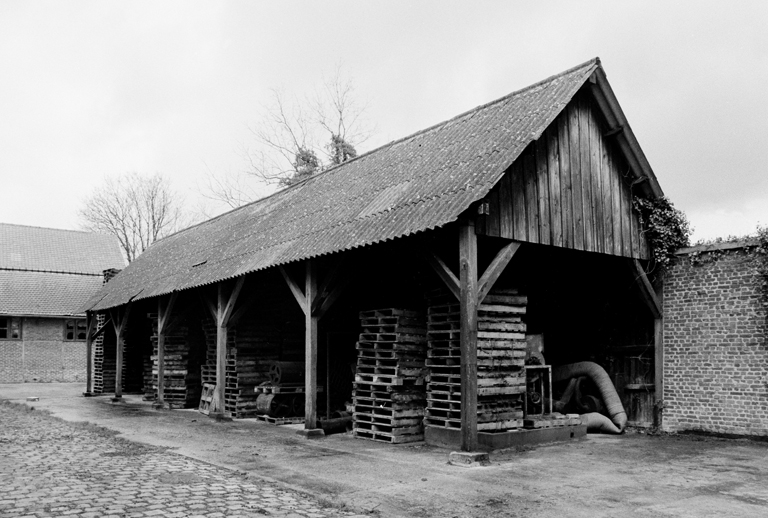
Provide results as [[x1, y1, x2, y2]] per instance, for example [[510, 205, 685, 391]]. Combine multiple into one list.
[[157, 57, 601, 244], [0, 267, 103, 277]]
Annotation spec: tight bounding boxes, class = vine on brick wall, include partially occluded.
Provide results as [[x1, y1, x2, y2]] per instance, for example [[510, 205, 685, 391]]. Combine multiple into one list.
[[633, 196, 691, 274]]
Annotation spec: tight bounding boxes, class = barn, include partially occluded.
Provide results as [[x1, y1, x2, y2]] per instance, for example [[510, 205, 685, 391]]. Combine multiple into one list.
[[82, 58, 665, 452]]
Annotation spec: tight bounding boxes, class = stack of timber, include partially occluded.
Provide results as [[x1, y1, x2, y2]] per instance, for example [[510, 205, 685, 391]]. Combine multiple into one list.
[[92, 314, 112, 394], [142, 315, 201, 408], [424, 289, 527, 432], [353, 309, 428, 444], [200, 318, 280, 418]]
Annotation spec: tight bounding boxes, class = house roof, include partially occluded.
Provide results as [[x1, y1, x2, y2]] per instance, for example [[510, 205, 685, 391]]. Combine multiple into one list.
[[0, 270, 105, 317], [0, 223, 125, 274], [0, 223, 124, 317], [85, 58, 661, 312]]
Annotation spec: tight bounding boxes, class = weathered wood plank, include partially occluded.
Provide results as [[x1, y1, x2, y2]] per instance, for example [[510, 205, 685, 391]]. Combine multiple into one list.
[[579, 99, 594, 252], [499, 165, 514, 239], [511, 160, 527, 240], [600, 116, 614, 255], [85, 312, 95, 394], [557, 114, 574, 248], [524, 148, 539, 243], [486, 186, 501, 237], [619, 162, 633, 257], [589, 107, 605, 254], [536, 138, 551, 246], [547, 125, 563, 247], [610, 144, 623, 256], [568, 104, 584, 250], [459, 219, 478, 452]]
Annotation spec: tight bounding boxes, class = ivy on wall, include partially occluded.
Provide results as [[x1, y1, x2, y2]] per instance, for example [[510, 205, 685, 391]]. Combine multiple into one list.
[[632, 196, 691, 274]]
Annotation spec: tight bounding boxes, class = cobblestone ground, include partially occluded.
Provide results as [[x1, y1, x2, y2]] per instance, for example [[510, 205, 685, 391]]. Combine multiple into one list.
[[0, 402, 366, 518]]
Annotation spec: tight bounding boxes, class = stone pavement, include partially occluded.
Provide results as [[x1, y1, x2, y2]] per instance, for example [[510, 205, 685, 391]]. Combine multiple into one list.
[[0, 401, 366, 518]]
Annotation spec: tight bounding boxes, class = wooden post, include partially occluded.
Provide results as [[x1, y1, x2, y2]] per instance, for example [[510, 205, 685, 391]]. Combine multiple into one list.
[[459, 219, 479, 452], [207, 277, 244, 419], [280, 259, 351, 433], [111, 304, 132, 401], [154, 293, 177, 410], [305, 260, 318, 430], [629, 259, 664, 427], [84, 312, 94, 396]]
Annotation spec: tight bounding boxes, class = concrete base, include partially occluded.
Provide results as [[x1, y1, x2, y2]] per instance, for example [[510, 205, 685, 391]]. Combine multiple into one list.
[[152, 401, 172, 410], [209, 412, 233, 422], [82, 392, 96, 398], [448, 451, 491, 467], [109, 396, 124, 403], [296, 428, 326, 439], [426, 424, 587, 451]]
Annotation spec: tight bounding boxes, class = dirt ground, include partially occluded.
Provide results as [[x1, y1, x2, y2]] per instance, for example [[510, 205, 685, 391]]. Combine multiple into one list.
[[3, 383, 768, 517]]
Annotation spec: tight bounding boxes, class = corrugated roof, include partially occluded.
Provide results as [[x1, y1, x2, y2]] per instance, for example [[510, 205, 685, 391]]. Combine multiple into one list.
[[0, 223, 125, 274], [85, 58, 601, 312], [0, 270, 104, 317]]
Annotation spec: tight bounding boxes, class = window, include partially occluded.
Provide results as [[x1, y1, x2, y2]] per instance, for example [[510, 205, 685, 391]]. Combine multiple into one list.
[[0, 317, 22, 339], [64, 319, 87, 341]]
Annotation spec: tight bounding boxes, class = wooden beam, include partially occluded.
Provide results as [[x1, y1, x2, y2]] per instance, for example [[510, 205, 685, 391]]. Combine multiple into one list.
[[304, 260, 319, 429], [84, 312, 95, 395], [459, 220, 479, 452], [155, 293, 178, 409], [110, 303, 132, 400], [631, 259, 662, 318], [220, 277, 245, 327], [477, 241, 521, 303], [425, 251, 460, 301], [280, 265, 307, 312], [210, 279, 244, 418], [200, 292, 217, 322], [228, 292, 256, 328]]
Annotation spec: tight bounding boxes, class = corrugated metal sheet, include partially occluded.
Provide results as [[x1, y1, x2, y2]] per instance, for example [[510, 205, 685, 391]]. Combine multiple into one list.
[[85, 59, 599, 311]]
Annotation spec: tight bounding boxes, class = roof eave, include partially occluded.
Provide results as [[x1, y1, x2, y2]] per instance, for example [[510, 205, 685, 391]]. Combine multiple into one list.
[[588, 67, 664, 199]]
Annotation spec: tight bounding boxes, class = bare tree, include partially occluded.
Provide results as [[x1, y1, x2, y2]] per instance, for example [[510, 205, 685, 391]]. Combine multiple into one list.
[[80, 172, 185, 262], [205, 67, 373, 208]]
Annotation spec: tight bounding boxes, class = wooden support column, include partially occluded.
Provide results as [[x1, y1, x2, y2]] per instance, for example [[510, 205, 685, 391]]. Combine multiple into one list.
[[204, 277, 245, 419], [630, 259, 664, 426], [305, 260, 319, 429], [459, 220, 479, 452], [280, 258, 351, 432], [154, 293, 178, 410], [84, 312, 95, 396], [426, 234, 521, 453], [110, 304, 132, 401]]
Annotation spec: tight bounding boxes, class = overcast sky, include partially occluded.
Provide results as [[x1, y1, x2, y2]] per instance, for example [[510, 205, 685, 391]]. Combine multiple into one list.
[[1, 1, 766, 242]]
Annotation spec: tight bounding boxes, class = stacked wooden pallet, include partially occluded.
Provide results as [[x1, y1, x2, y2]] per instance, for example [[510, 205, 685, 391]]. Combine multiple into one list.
[[353, 309, 427, 444], [140, 316, 200, 408], [200, 319, 280, 418], [425, 289, 527, 432]]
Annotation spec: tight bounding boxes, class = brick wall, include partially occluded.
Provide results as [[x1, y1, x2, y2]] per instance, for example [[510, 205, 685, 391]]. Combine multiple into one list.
[[0, 318, 87, 383], [663, 243, 768, 436]]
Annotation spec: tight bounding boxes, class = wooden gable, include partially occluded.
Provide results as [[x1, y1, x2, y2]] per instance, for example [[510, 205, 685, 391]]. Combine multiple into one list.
[[477, 89, 649, 260]]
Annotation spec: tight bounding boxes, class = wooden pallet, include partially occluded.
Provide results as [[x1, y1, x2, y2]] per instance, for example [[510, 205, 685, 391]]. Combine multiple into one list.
[[256, 415, 305, 426], [352, 429, 424, 444], [254, 383, 324, 394]]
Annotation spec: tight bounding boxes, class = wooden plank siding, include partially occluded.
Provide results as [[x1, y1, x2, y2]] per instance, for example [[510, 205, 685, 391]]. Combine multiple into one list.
[[479, 93, 650, 260]]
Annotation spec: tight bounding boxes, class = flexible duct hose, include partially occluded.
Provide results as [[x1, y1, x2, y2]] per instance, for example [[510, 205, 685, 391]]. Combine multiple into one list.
[[552, 361, 627, 432], [580, 412, 621, 434]]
